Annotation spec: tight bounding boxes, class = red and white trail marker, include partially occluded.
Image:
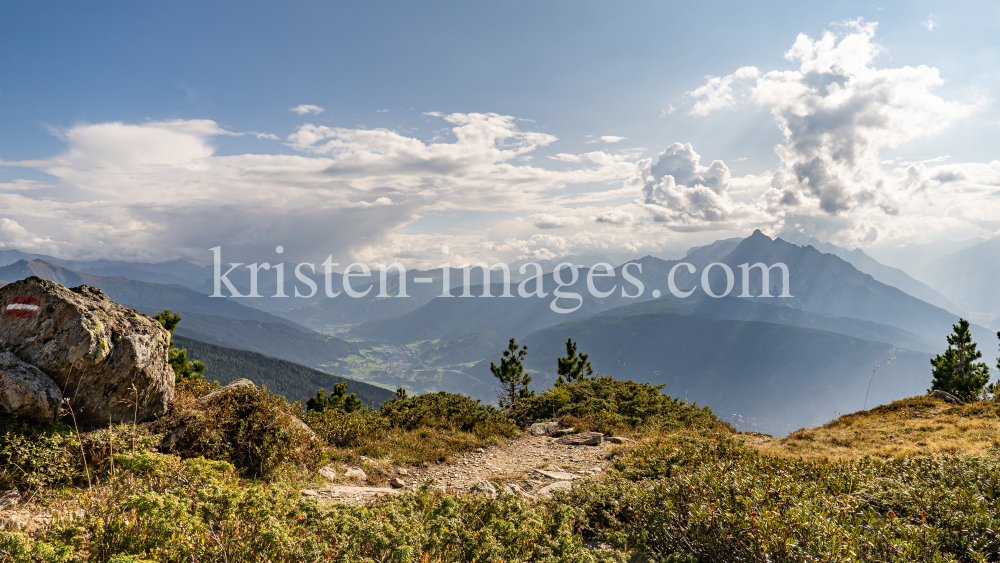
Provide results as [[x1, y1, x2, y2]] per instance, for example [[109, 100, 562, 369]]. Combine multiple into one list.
[[3, 296, 41, 319]]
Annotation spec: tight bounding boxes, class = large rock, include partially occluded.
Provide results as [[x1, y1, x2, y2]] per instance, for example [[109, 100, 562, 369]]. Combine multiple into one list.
[[0, 277, 174, 425], [0, 352, 62, 422]]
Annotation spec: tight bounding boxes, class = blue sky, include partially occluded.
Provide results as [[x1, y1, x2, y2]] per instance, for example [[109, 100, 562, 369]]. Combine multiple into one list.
[[1, 1, 998, 268]]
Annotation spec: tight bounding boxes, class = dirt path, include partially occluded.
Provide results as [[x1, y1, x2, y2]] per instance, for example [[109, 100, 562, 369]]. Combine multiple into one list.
[[304, 433, 620, 505]]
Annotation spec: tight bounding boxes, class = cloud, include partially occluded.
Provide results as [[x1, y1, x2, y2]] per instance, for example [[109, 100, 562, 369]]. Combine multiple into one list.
[[688, 19, 977, 222], [2, 115, 637, 265], [636, 143, 774, 230], [530, 213, 583, 229], [923, 14, 938, 31], [594, 208, 635, 225], [600, 136, 628, 143], [375, 109, 389, 113], [290, 104, 324, 115], [688, 66, 759, 116]]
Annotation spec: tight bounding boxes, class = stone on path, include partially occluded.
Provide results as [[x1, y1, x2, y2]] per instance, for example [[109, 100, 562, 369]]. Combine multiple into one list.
[[528, 421, 562, 436], [534, 469, 580, 481], [555, 431, 604, 446], [537, 481, 573, 497], [0, 277, 174, 425], [0, 351, 62, 422]]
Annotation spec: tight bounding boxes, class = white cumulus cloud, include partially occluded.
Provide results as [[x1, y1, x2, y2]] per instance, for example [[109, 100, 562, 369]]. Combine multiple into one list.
[[290, 104, 324, 115]]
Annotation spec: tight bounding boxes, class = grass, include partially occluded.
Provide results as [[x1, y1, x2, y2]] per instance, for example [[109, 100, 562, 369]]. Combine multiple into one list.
[[748, 395, 1000, 461]]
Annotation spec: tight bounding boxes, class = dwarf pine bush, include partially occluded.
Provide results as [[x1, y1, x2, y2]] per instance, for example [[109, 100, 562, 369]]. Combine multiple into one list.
[[566, 434, 1000, 562], [513, 376, 727, 435]]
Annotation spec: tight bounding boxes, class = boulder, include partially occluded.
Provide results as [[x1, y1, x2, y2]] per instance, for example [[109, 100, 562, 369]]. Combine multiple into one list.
[[0, 277, 174, 425], [928, 390, 964, 405], [555, 431, 604, 446], [389, 477, 406, 489], [0, 352, 62, 422], [528, 421, 562, 436]]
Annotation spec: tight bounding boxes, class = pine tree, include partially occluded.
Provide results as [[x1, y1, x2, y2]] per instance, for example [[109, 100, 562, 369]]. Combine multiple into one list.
[[155, 309, 206, 382], [491, 338, 533, 409], [929, 319, 990, 401], [556, 338, 595, 384], [307, 382, 363, 413]]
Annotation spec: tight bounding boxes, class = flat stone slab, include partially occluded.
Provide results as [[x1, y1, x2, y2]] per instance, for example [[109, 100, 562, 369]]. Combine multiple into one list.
[[301, 486, 400, 502], [555, 431, 604, 446], [537, 481, 574, 497], [534, 469, 581, 481]]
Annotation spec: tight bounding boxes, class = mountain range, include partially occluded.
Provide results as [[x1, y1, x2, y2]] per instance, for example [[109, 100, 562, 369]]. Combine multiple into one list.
[[2, 230, 996, 436]]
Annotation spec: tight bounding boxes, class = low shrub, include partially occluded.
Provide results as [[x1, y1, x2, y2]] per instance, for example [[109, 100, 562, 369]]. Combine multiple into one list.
[[307, 392, 521, 465], [0, 416, 157, 490], [152, 385, 326, 478], [513, 376, 729, 435], [566, 434, 1000, 562], [304, 408, 389, 448]]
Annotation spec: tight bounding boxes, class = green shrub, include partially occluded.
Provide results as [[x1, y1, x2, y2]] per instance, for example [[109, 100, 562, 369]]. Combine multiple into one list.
[[376, 391, 518, 436], [0, 416, 157, 490], [513, 376, 728, 435], [154, 385, 326, 478], [566, 435, 1000, 562], [307, 392, 521, 465], [304, 408, 390, 448]]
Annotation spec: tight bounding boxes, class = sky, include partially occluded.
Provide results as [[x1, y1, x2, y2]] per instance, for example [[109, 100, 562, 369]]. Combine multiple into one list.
[[1, 1, 998, 270]]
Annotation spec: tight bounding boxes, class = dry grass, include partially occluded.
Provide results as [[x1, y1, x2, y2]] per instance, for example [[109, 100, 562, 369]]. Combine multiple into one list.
[[744, 395, 1000, 461]]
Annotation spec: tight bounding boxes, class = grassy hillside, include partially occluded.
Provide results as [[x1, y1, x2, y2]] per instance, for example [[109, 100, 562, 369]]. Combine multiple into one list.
[[174, 335, 393, 406], [749, 395, 1000, 461]]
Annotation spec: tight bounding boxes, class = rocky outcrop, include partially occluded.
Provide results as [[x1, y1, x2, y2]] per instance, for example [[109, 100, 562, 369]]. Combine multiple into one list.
[[0, 352, 62, 422], [0, 277, 174, 425], [928, 390, 964, 405]]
